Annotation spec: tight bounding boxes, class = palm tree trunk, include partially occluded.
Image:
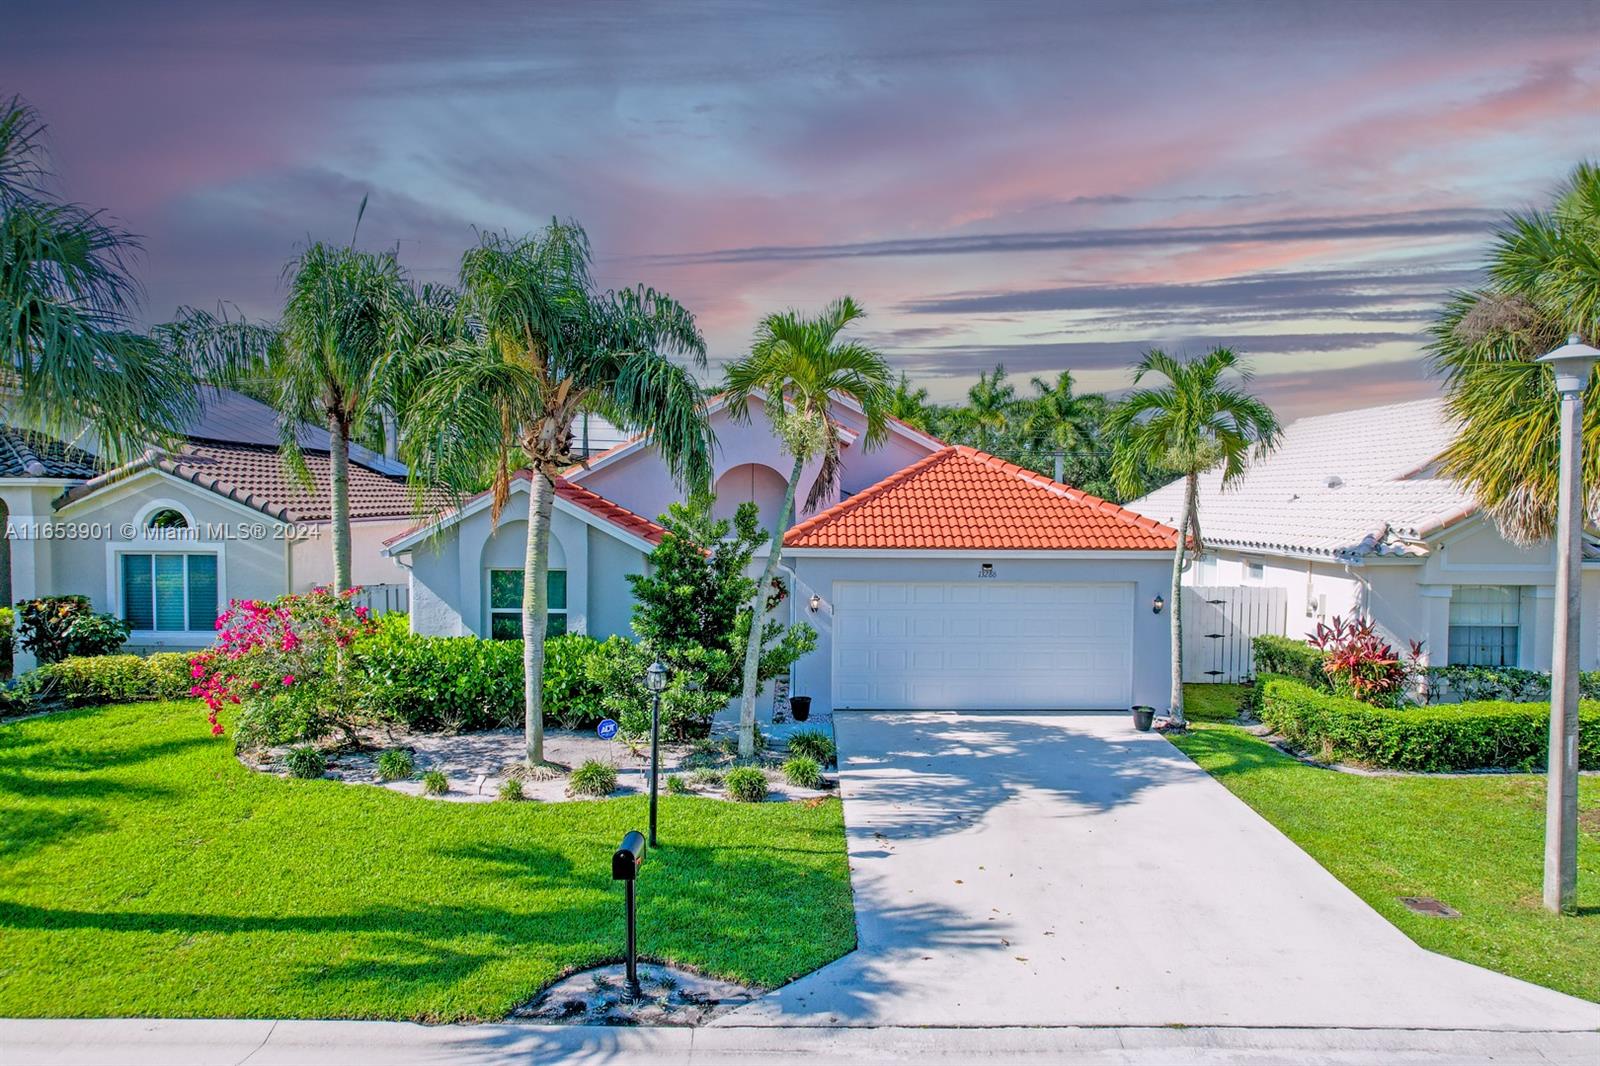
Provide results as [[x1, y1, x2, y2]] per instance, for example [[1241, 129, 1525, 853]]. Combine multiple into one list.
[[522, 470, 556, 766], [329, 416, 352, 593], [737, 452, 806, 758], [1168, 473, 1196, 725]]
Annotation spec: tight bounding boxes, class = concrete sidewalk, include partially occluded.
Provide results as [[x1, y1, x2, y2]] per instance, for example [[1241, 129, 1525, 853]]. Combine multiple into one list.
[[722, 712, 1600, 1030], [2, 1018, 1598, 1065]]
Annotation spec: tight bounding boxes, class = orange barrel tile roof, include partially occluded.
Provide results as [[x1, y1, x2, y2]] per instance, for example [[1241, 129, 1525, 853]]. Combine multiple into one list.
[[783, 446, 1177, 551]]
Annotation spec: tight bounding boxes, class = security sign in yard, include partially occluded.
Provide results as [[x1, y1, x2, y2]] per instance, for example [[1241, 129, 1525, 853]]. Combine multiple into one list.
[[596, 718, 619, 741]]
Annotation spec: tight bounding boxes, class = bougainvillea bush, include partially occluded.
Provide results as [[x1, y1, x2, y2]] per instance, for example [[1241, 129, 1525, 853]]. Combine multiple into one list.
[[190, 589, 376, 749]]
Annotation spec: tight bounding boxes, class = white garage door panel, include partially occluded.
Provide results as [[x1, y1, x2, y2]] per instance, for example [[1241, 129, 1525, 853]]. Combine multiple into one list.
[[832, 580, 1134, 710]]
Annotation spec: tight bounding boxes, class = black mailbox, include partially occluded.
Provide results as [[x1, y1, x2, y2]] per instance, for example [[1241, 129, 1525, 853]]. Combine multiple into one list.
[[613, 830, 646, 882]]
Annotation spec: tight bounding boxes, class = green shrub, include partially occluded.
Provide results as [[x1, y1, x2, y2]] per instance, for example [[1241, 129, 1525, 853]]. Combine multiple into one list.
[[16, 597, 129, 664], [353, 625, 608, 733], [688, 767, 724, 789], [1260, 676, 1600, 772], [376, 749, 415, 781], [0, 605, 13, 678], [285, 746, 327, 779], [724, 766, 768, 802], [665, 773, 689, 795], [589, 636, 723, 742], [1251, 635, 1329, 689], [0, 685, 35, 719], [421, 770, 449, 795], [567, 759, 618, 797], [782, 756, 824, 790], [498, 777, 525, 801], [144, 652, 195, 700], [786, 730, 836, 767], [17, 655, 156, 707]]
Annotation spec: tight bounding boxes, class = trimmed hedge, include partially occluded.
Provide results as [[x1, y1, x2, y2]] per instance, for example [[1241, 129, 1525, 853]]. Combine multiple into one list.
[[1251, 635, 1329, 689], [1260, 676, 1600, 772]]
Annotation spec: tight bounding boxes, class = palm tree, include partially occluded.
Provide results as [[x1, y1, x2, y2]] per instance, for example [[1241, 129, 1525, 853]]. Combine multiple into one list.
[[887, 372, 933, 430], [723, 297, 892, 757], [1021, 370, 1106, 482], [166, 244, 409, 591], [965, 363, 1015, 452], [1, 95, 198, 461], [405, 222, 712, 769], [1430, 162, 1600, 544], [1107, 347, 1281, 725]]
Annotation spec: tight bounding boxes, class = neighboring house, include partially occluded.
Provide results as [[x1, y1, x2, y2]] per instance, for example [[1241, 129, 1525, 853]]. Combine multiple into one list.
[[0, 389, 420, 669], [1129, 397, 1600, 678], [390, 393, 1180, 713]]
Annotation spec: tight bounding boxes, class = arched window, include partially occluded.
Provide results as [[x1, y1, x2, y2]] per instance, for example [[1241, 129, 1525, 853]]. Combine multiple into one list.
[[146, 507, 189, 530]]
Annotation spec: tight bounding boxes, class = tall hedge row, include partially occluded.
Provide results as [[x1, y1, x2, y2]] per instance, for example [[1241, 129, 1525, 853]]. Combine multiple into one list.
[[1259, 676, 1600, 772]]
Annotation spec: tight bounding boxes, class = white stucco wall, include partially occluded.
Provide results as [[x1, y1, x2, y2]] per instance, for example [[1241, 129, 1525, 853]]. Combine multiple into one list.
[[1189, 514, 1600, 672], [399, 488, 649, 640], [783, 552, 1174, 714], [287, 517, 414, 592]]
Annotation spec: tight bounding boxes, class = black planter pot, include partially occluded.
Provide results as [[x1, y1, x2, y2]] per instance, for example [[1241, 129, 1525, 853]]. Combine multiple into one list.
[[1131, 706, 1155, 732], [789, 696, 812, 722]]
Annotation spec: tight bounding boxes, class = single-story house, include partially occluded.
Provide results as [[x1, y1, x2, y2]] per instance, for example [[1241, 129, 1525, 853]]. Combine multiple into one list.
[[388, 392, 1180, 713], [1129, 396, 1600, 679], [0, 389, 420, 669]]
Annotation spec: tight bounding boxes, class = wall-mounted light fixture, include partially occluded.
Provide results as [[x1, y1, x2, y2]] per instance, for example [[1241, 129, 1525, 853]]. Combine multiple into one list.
[[979, 563, 995, 579], [1152, 594, 1165, 614], [808, 593, 822, 613]]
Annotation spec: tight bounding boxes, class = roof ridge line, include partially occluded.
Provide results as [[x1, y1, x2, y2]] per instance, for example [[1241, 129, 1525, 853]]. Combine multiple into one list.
[[951, 445, 1179, 538]]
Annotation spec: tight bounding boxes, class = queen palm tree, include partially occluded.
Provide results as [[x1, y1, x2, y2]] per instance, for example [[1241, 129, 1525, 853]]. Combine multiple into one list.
[[723, 297, 892, 757], [887, 372, 933, 430], [964, 363, 1015, 453], [404, 222, 712, 769], [1, 95, 198, 461], [1021, 370, 1106, 482], [1430, 162, 1600, 544], [166, 243, 410, 591], [1107, 347, 1280, 725]]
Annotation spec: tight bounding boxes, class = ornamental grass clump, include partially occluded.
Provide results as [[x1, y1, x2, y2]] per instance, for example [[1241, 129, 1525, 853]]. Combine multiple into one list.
[[567, 760, 618, 798], [284, 745, 326, 779], [786, 730, 836, 767], [421, 770, 449, 795], [782, 755, 824, 790], [189, 589, 377, 748], [376, 749, 414, 781], [724, 766, 769, 803]]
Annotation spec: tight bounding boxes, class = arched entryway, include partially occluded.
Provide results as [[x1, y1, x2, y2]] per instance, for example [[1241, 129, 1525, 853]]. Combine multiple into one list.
[[713, 463, 790, 533]]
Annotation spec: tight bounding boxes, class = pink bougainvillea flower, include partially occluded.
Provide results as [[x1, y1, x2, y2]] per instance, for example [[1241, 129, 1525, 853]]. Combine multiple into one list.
[[282, 674, 296, 686]]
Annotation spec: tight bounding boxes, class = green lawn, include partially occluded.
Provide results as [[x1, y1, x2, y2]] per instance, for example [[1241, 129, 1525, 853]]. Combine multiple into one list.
[[1182, 682, 1249, 722], [0, 701, 855, 1021], [1169, 722, 1600, 1002]]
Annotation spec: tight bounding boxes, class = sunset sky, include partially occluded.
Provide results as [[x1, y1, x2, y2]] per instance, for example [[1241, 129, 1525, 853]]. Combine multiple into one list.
[[9, 0, 1600, 418]]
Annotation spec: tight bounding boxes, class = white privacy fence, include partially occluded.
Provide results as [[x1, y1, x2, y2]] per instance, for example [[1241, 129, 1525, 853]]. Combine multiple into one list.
[[1182, 585, 1288, 683], [347, 582, 410, 617]]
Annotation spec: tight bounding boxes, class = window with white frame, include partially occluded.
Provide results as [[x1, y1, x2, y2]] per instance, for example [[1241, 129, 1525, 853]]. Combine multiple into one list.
[[488, 569, 567, 639], [120, 553, 218, 631], [1448, 585, 1521, 667]]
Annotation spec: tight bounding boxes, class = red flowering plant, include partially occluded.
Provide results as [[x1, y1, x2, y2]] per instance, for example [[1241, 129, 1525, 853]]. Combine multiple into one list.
[[190, 588, 377, 749], [1308, 615, 1423, 708]]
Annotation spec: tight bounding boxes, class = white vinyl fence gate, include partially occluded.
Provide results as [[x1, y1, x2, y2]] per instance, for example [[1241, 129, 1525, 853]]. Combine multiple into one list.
[[1182, 586, 1288, 683]]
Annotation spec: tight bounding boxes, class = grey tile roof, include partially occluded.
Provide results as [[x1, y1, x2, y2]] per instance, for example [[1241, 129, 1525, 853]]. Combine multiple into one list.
[[0, 426, 101, 479], [1128, 397, 1480, 561]]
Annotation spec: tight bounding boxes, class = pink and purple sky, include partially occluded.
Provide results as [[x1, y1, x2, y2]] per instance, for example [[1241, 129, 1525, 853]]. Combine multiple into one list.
[[8, 0, 1600, 418]]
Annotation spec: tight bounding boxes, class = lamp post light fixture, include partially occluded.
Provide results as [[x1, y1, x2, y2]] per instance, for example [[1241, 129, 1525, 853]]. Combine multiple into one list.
[[644, 660, 669, 848], [1537, 333, 1600, 915]]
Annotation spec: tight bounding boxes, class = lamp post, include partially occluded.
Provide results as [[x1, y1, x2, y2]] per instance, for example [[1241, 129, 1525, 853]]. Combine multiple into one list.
[[645, 659, 668, 848], [1537, 334, 1599, 914]]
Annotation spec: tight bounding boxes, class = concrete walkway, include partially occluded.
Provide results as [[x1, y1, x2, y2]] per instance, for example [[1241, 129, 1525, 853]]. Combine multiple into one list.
[[719, 711, 1600, 1032]]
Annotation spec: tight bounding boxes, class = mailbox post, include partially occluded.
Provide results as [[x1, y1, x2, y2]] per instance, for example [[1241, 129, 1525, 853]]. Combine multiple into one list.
[[612, 830, 647, 999]]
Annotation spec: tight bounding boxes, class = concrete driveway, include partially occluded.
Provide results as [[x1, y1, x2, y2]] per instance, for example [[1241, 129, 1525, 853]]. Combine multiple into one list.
[[721, 712, 1600, 1031]]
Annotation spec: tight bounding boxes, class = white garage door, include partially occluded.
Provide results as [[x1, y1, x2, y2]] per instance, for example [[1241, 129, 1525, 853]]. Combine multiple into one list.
[[832, 581, 1135, 710]]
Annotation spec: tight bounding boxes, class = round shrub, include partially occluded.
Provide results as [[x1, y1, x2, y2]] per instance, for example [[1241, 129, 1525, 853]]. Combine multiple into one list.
[[376, 749, 415, 781], [782, 755, 824, 790], [567, 760, 618, 798], [498, 777, 525, 801], [724, 766, 769, 803], [665, 773, 689, 795], [285, 746, 326, 779], [786, 729, 836, 767], [421, 770, 449, 795]]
